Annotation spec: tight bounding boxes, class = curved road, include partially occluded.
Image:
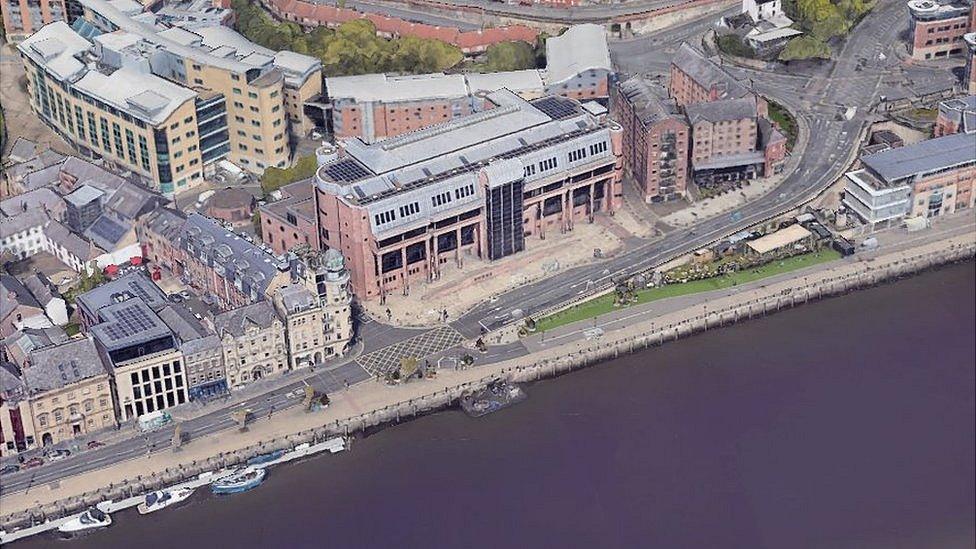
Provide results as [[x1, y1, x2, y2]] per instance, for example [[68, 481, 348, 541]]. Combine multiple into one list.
[[0, 0, 910, 499]]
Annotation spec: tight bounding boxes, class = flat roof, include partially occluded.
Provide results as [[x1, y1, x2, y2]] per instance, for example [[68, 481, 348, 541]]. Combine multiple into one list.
[[326, 73, 469, 103], [544, 24, 611, 86], [17, 22, 92, 82], [73, 66, 197, 125], [862, 131, 976, 182], [746, 224, 812, 254]]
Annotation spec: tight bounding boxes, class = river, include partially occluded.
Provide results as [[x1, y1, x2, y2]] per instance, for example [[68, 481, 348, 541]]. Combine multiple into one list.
[[26, 263, 975, 549]]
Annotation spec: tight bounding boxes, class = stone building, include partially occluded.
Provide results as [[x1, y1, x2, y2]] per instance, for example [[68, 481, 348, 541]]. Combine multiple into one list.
[[273, 249, 354, 369], [3, 337, 117, 451], [214, 301, 287, 389]]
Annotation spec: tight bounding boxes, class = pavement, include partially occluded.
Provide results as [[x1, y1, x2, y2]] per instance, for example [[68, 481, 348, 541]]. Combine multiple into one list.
[[2, 209, 971, 515], [0, 44, 73, 158]]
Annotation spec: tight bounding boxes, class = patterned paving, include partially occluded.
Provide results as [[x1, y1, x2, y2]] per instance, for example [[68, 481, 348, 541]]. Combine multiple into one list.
[[357, 326, 466, 375]]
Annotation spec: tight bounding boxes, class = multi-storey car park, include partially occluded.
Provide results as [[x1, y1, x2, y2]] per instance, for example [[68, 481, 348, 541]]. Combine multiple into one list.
[[313, 89, 624, 300]]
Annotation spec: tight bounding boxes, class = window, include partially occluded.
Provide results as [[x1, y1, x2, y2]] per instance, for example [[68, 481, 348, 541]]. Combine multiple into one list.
[[398, 202, 420, 217], [568, 147, 588, 162], [523, 164, 536, 177], [589, 141, 608, 155], [431, 190, 453, 208], [233, 88, 242, 95], [248, 92, 258, 99], [231, 73, 240, 81], [454, 184, 476, 200], [538, 157, 557, 172], [234, 101, 244, 109]]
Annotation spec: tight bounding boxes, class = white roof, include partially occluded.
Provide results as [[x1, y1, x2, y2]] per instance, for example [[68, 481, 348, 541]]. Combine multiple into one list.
[[466, 70, 545, 95], [17, 22, 92, 82], [273, 51, 321, 81], [326, 73, 469, 103], [73, 67, 197, 125], [746, 27, 803, 43], [746, 224, 812, 254], [544, 24, 612, 85], [194, 25, 273, 58]]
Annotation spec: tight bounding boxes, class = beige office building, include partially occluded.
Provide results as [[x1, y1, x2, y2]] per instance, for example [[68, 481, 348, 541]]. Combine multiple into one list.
[[17, 22, 213, 196], [77, 0, 322, 173]]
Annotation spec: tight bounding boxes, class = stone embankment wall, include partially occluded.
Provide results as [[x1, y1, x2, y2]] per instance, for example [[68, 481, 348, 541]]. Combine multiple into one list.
[[2, 237, 973, 534]]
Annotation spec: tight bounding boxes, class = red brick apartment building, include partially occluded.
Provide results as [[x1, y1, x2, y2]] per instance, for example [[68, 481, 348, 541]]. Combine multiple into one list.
[[313, 90, 623, 300], [610, 76, 690, 202]]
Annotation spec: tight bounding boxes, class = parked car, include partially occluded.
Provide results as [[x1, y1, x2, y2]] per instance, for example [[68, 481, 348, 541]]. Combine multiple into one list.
[[87, 440, 105, 450], [0, 464, 20, 475], [22, 457, 44, 469], [46, 449, 71, 462]]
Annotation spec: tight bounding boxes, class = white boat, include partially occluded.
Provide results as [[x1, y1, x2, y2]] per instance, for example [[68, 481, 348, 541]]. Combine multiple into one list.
[[57, 507, 111, 533], [211, 467, 266, 495], [137, 487, 195, 515]]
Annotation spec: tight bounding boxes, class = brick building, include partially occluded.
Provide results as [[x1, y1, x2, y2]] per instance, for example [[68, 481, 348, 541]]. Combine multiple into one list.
[[907, 0, 975, 60], [610, 76, 690, 202], [314, 89, 623, 300], [259, 179, 321, 256], [669, 43, 753, 107], [934, 95, 976, 136], [0, 0, 66, 42], [966, 33, 976, 92], [323, 24, 611, 143]]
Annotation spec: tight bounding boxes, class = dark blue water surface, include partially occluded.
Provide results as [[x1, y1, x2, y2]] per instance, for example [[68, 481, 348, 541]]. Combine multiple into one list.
[[26, 263, 976, 549]]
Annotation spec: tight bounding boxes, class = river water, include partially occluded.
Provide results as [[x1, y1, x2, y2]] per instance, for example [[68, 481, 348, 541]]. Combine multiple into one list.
[[27, 263, 975, 549]]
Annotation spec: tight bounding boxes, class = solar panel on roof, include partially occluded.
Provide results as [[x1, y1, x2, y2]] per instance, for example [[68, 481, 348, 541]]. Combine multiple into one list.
[[102, 303, 158, 341], [323, 159, 371, 182], [532, 97, 579, 120]]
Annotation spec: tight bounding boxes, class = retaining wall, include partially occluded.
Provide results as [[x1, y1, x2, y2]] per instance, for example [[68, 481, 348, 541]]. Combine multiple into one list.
[[1, 237, 973, 534]]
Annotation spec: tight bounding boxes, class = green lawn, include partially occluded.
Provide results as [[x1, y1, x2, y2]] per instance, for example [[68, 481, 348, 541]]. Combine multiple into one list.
[[534, 249, 841, 333]]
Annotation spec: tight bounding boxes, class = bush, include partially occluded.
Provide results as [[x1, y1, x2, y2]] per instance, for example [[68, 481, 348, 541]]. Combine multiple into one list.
[[779, 36, 832, 61], [232, 0, 463, 75], [261, 155, 318, 196], [717, 34, 756, 59]]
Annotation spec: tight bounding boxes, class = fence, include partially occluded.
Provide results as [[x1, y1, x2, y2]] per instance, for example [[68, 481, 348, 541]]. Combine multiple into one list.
[[1, 238, 972, 534]]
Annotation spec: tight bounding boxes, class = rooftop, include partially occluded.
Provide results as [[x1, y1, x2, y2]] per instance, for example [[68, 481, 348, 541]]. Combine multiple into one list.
[[0, 188, 64, 217], [277, 283, 316, 314], [685, 97, 758, 124], [746, 224, 812, 255], [213, 301, 279, 338], [672, 43, 751, 101], [24, 338, 108, 394], [157, 303, 209, 342], [862, 131, 976, 182], [615, 76, 685, 127], [544, 24, 612, 86], [90, 297, 173, 351], [75, 270, 168, 318], [73, 66, 197, 126], [17, 22, 92, 82]]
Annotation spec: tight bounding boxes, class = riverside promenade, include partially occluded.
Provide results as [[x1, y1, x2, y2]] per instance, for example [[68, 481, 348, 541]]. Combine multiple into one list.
[[1, 223, 973, 533]]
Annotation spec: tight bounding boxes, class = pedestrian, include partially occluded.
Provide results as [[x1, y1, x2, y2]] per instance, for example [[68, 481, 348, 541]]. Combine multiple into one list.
[[344, 379, 349, 390]]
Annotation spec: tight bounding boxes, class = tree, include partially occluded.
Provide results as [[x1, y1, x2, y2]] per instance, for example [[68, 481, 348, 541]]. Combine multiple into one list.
[[484, 41, 536, 71], [811, 11, 849, 39], [260, 155, 319, 196], [779, 35, 832, 61]]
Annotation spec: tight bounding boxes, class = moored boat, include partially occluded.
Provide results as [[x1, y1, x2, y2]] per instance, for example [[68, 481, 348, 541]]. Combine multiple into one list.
[[57, 507, 111, 533], [137, 487, 195, 515], [246, 449, 284, 467], [211, 467, 266, 495]]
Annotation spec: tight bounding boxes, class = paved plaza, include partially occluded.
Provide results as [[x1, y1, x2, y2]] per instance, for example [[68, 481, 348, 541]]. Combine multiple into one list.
[[357, 326, 467, 375]]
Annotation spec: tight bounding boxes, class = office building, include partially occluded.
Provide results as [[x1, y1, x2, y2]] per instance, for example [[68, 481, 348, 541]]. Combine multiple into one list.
[[0, 337, 116, 455], [844, 131, 976, 227], [934, 95, 976, 135], [76, 0, 322, 169], [906, 0, 974, 60], [213, 301, 287, 389], [314, 89, 623, 300]]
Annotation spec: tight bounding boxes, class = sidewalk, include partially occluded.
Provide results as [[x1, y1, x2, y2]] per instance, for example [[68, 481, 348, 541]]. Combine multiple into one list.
[[362, 219, 627, 327], [3, 220, 971, 517]]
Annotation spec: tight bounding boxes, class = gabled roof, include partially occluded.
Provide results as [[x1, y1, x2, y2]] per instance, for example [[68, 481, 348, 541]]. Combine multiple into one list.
[[213, 301, 279, 338], [685, 96, 758, 124], [0, 188, 64, 218], [671, 43, 751, 101], [24, 337, 109, 394], [23, 273, 61, 307], [1, 275, 44, 320]]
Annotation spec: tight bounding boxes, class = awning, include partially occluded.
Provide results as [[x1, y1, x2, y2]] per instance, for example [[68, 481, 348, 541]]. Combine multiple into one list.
[[130, 256, 143, 265], [104, 264, 119, 275]]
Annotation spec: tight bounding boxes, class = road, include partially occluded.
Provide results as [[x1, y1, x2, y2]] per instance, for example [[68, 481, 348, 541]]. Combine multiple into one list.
[[452, 0, 908, 338], [311, 0, 481, 30], [0, 0, 912, 497], [349, 0, 715, 23]]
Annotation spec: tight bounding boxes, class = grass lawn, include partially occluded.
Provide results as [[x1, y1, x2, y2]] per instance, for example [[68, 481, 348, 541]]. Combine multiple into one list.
[[534, 249, 842, 333]]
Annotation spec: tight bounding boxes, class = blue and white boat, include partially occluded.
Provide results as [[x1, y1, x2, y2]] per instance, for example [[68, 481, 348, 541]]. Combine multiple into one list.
[[211, 468, 266, 495], [246, 449, 284, 467]]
